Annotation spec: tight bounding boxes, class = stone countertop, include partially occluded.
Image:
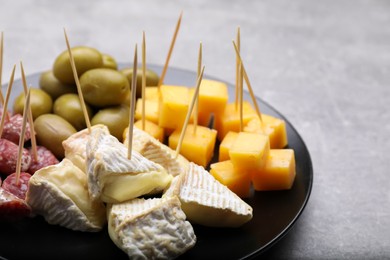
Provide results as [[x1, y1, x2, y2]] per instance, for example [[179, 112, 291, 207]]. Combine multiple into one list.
[[1, 0, 389, 259]]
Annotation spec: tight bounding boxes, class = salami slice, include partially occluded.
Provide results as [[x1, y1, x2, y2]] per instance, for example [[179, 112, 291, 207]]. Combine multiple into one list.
[[0, 139, 32, 175], [0, 187, 31, 222], [2, 114, 32, 144], [28, 146, 59, 174], [2, 172, 32, 200]]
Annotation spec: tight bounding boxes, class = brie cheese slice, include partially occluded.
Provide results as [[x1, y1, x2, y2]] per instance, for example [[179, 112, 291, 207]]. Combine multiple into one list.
[[87, 127, 172, 203], [164, 162, 253, 227], [124, 127, 189, 177], [26, 159, 106, 232], [107, 196, 196, 259], [62, 124, 110, 172]]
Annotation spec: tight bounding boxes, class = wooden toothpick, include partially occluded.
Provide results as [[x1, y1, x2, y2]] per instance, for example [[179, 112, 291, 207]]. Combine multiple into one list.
[[0, 31, 4, 105], [232, 41, 263, 124], [20, 61, 37, 161], [128, 44, 138, 160], [157, 11, 183, 88], [63, 28, 91, 133], [0, 64, 16, 138], [15, 88, 31, 186], [235, 27, 241, 111], [239, 63, 244, 131], [175, 66, 205, 159], [193, 42, 202, 135], [141, 31, 146, 131]]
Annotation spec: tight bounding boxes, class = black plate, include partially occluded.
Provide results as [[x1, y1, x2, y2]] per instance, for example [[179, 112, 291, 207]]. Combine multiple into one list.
[[0, 65, 313, 260]]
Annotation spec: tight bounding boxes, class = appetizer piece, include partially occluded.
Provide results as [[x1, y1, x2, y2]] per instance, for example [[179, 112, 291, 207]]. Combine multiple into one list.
[[62, 124, 109, 172], [135, 98, 159, 124], [164, 162, 253, 227], [86, 126, 172, 203], [0, 187, 31, 222], [134, 119, 164, 143], [26, 159, 106, 232], [2, 172, 31, 200], [229, 132, 270, 172], [251, 149, 296, 191], [218, 131, 238, 162], [244, 114, 288, 149], [2, 113, 32, 144], [215, 101, 257, 141], [107, 196, 196, 259], [0, 139, 31, 175], [189, 79, 228, 127], [123, 126, 189, 177], [169, 124, 217, 168], [158, 85, 190, 130], [27, 146, 59, 174], [210, 160, 251, 198]]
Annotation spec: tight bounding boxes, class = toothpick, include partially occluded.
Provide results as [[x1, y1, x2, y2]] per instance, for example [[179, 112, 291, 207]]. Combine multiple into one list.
[[0, 64, 16, 138], [232, 41, 263, 124], [239, 63, 244, 131], [157, 11, 183, 88], [175, 66, 205, 159], [15, 88, 31, 186], [193, 42, 202, 135], [20, 61, 37, 161], [128, 44, 138, 160], [141, 31, 146, 131], [0, 31, 4, 105], [63, 28, 91, 133], [235, 27, 241, 111]]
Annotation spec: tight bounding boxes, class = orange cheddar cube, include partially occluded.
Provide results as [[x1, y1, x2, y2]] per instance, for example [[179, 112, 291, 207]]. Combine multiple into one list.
[[210, 160, 251, 198], [219, 131, 239, 162], [144, 86, 159, 101], [229, 132, 270, 172], [134, 119, 164, 143], [252, 149, 296, 191], [169, 124, 217, 167], [244, 114, 288, 149], [215, 101, 257, 141], [135, 98, 159, 124], [158, 85, 190, 130]]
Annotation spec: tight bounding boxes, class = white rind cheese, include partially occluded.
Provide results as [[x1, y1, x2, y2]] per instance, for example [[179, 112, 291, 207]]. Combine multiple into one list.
[[164, 162, 253, 227], [26, 159, 106, 232], [62, 124, 110, 172], [87, 127, 172, 203], [107, 196, 196, 259], [126, 127, 189, 177]]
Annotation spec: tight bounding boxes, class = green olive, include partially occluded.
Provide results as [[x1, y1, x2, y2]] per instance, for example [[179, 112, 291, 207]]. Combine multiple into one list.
[[91, 105, 129, 140], [53, 46, 103, 84], [39, 70, 77, 99], [120, 67, 160, 98], [13, 88, 53, 119], [101, 53, 118, 70], [34, 114, 77, 158], [80, 68, 130, 107], [53, 94, 93, 131]]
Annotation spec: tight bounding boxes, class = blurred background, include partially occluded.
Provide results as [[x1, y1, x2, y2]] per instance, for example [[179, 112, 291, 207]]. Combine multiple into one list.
[[1, 0, 390, 259]]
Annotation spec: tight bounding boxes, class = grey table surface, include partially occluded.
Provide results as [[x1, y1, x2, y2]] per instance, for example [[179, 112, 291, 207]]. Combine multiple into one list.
[[1, 0, 389, 259]]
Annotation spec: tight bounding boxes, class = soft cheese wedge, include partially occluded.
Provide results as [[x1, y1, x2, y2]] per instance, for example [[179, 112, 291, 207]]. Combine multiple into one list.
[[26, 159, 106, 232], [87, 126, 172, 203], [62, 124, 110, 172], [107, 196, 196, 259], [123, 126, 189, 177], [164, 162, 253, 227]]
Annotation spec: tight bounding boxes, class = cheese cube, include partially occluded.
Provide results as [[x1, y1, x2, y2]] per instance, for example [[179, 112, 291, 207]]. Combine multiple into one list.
[[135, 98, 159, 124], [134, 120, 164, 143], [229, 132, 270, 172], [188, 79, 228, 126], [219, 131, 238, 162], [210, 160, 251, 198], [215, 101, 257, 141], [144, 86, 159, 101], [169, 124, 217, 167], [244, 114, 288, 148], [252, 149, 296, 191], [158, 85, 189, 130]]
